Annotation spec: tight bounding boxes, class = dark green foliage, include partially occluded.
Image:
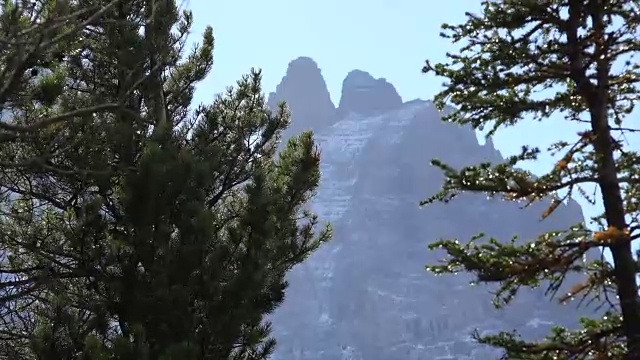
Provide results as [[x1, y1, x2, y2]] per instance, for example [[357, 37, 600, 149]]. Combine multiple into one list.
[[0, 0, 330, 359], [422, 1, 640, 359]]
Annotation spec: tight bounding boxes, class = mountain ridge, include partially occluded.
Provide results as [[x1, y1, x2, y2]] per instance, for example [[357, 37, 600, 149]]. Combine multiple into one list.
[[267, 56, 593, 360], [267, 56, 509, 165]]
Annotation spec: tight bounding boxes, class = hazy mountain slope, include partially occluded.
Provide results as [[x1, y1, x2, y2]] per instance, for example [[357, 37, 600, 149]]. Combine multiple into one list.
[[267, 57, 596, 360]]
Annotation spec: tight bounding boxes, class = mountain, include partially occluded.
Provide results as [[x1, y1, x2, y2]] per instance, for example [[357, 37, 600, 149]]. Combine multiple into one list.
[[267, 57, 596, 360]]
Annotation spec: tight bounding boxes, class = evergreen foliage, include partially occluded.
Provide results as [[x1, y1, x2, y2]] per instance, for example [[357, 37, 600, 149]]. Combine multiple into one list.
[[0, 0, 330, 358], [422, 1, 640, 359]]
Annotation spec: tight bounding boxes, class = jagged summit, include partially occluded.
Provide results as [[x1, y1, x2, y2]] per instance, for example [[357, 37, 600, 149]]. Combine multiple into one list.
[[267, 57, 591, 360], [267, 57, 336, 136], [286, 56, 320, 71], [337, 69, 403, 117], [268, 57, 407, 134]]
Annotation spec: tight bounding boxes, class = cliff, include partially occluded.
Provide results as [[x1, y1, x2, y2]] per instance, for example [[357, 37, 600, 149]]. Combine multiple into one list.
[[267, 57, 594, 360]]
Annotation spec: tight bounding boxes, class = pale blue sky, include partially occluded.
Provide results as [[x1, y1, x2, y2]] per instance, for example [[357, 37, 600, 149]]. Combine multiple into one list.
[[185, 0, 638, 235]]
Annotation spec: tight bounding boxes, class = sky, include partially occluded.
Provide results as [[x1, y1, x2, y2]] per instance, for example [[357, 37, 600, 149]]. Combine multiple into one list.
[[184, 0, 638, 239]]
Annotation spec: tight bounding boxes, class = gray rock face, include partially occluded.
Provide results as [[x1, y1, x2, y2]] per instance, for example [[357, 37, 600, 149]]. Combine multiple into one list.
[[337, 70, 402, 118], [268, 58, 595, 360], [267, 57, 337, 139]]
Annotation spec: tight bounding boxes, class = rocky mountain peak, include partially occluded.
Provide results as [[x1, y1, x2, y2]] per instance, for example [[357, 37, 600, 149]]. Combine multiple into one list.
[[337, 69, 402, 117], [268, 58, 592, 360], [267, 57, 336, 135]]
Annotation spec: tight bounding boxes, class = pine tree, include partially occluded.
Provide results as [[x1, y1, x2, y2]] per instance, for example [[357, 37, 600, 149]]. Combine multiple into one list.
[[421, 0, 640, 359], [0, 0, 330, 359]]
